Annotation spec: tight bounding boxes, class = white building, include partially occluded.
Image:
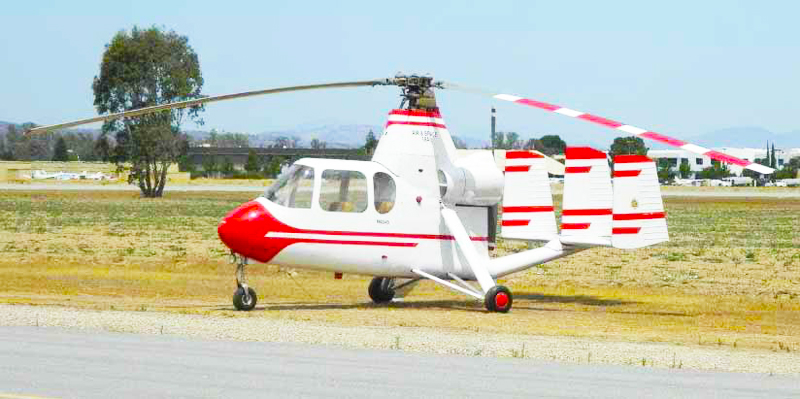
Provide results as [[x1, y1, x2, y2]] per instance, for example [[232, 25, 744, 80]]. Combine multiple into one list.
[[647, 147, 800, 176]]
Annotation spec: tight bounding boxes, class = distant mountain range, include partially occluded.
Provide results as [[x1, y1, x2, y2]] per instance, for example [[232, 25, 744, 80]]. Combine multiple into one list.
[[1, 119, 798, 149]]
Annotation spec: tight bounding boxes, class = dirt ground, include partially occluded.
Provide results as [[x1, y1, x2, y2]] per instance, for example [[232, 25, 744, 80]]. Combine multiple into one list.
[[0, 190, 798, 353]]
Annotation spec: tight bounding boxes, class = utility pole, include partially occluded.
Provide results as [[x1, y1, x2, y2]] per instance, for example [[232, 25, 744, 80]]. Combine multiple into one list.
[[490, 107, 496, 157], [488, 106, 498, 251]]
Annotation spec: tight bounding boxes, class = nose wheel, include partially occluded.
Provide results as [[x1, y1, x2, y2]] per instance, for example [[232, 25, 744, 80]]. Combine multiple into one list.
[[232, 253, 257, 311]]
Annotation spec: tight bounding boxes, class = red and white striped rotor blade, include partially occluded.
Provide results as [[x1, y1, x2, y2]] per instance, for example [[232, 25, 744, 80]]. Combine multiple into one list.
[[443, 83, 774, 175]]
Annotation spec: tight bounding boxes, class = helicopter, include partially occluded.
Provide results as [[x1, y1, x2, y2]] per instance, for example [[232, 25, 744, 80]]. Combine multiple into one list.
[[29, 74, 774, 312]]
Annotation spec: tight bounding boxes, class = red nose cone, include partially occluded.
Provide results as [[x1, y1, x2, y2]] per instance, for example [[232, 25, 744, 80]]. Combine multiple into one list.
[[218, 200, 273, 261]]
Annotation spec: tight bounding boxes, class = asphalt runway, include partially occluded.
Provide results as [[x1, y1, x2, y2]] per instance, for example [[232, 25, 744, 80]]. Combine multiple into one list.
[[0, 327, 798, 399]]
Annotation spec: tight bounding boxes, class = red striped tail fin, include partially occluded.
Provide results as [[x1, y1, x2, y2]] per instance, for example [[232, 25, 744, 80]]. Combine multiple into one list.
[[561, 147, 613, 239], [611, 155, 669, 249], [500, 150, 557, 241]]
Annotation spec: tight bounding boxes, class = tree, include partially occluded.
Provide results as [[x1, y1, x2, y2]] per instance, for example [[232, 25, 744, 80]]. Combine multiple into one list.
[[697, 162, 732, 179], [505, 132, 521, 149], [536, 135, 566, 156], [771, 143, 777, 170], [678, 161, 692, 179], [310, 138, 327, 149], [221, 158, 235, 176], [523, 138, 537, 150], [202, 156, 218, 177], [263, 155, 285, 178], [244, 149, 260, 173], [657, 159, 676, 183], [491, 131, 505, 150], [363, 130, 378, 156], [208, 129, 219, 146], [0, 131, 18, 160], [610, 136, 648, 160], [92, 26, 204, 197], [52, 137, 69, 162], [93, 134, 112, 162], [491, 131, 521, 150], [0, 135, 7, 160]]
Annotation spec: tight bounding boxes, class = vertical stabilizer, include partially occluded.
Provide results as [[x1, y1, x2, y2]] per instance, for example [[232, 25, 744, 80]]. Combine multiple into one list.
[[612, 155, 668, 249], [561, 147, 612, 238], [500, 150, 557, 241]]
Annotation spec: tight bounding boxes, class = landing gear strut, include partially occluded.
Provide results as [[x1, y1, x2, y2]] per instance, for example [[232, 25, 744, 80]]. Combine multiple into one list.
[[368, 277, 395, 303], [232, 253, 257, 311]]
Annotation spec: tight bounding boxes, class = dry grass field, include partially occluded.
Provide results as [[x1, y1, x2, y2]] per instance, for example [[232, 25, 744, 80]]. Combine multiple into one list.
[[0, 190, 798, 353]]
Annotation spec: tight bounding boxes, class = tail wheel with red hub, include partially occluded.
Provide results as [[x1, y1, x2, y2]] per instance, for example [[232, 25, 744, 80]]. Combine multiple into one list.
[[485, 285, 512, 313]]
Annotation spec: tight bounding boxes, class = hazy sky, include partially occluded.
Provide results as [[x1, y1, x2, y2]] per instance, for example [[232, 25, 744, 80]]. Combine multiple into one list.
[[2, 0, 798, 146]]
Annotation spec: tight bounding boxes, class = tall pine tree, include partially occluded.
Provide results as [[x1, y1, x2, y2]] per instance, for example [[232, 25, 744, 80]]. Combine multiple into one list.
[[52, 137, 69, 162], [771, 143, 777, 169]]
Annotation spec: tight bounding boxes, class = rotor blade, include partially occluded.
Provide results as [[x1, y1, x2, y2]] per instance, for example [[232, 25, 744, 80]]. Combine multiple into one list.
[[26, 79, 389, 135], [442, 82, 775, 175]]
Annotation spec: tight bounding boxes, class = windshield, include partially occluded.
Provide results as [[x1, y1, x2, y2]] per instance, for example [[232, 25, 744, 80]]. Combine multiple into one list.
[[264, 164, 315, 208]]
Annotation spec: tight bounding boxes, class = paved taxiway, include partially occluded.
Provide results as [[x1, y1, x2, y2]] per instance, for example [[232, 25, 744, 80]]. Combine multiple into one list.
[[1, 327, 798, 399]]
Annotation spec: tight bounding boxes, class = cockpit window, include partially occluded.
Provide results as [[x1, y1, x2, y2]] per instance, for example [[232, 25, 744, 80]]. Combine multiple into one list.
[[264, 164, 314, 208], [319, 170, 367, 213], [374, 172, 396, 214]]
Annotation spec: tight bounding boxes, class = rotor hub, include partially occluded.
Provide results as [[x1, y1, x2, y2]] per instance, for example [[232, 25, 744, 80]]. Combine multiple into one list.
[[386, 73, 442, 111]]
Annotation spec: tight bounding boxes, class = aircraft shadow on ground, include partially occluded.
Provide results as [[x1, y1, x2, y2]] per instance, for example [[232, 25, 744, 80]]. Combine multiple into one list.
[[211, 292, 636, 312], [513, 293, 634, 307]]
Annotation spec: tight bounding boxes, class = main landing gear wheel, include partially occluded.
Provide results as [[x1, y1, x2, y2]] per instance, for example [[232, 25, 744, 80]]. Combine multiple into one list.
[[233, 286, 257, 311], [485, 285, 512, 313], [368, 277, 395, 303]]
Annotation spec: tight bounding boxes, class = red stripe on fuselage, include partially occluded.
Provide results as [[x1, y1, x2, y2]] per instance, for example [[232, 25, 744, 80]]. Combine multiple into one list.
[[503, 206, 554, 213], [290, 238, 418, 247], [386, 121, 447, 129], [286, 229, 488, 242], [389, 109, 442, 118]]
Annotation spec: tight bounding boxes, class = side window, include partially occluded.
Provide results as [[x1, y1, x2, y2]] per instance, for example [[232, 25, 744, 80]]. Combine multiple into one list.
[[320, 170, 368, 213], [374, 172, 396, 214]]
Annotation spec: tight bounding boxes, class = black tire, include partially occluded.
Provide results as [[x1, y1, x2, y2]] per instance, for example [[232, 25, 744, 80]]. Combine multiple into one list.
[[485, 285, 512, 313], [233, 286, 257, 311], [368, 277, 395, 303]]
